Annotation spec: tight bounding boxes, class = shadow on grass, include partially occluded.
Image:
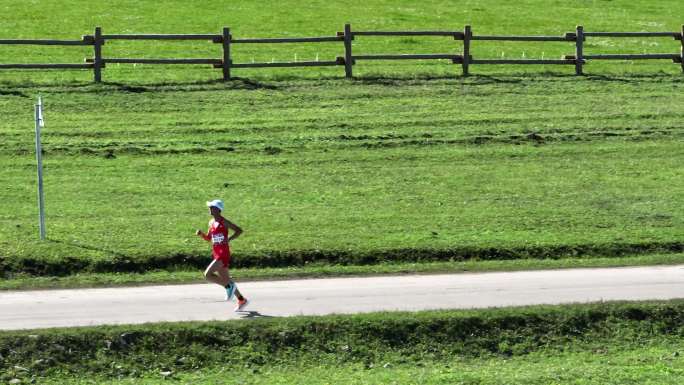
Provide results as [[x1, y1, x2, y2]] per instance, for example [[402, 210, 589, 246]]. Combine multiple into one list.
[[96, 77, 281, 93], [0, 78, 280, 96], [0, 77, 281, 94], [1, 71, 681, 93], [0, 80, 93, 91], [0, 89, 29, 97], [584, 72, 684, 84]]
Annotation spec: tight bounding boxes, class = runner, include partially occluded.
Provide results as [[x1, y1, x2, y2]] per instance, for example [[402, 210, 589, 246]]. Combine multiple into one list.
[[196, 199, 249, 312]]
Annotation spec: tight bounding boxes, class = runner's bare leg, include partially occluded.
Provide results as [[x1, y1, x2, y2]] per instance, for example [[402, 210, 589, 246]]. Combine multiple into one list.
[[222, 268, 245, 298], [204, 259, 227, 286]]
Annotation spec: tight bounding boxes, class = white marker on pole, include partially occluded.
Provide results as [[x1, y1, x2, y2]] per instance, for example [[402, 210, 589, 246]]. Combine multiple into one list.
[[34, 96, 46, 240]]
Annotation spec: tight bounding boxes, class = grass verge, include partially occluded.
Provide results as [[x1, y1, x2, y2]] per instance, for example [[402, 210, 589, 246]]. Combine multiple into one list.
[[2, 252, 684, 291], [35, 343, 684, 385], [2, 300, 684, 383]]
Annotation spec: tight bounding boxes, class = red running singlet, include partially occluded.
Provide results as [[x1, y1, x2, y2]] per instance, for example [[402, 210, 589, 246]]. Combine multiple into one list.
[[202, 217, 231, 267]]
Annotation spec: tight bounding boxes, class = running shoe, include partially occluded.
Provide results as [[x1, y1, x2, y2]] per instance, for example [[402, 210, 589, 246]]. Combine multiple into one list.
[[225, 282, 236, 301], [234, 298, 249, 312]]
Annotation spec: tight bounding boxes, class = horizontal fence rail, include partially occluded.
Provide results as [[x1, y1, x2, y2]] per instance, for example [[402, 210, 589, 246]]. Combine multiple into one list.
[[471, 35, 575, 41], [581, 54, 680, 60], [470, 59, 577, 65], [225, 59, 344, 69], [86, 58, 222, 65], [100, 34, 220, 40], [231, 36, 343, 43], [0, 24, 682, 82], [583, 32, 681, 37], [0, 63, 93, 69], [350, 31, 465, 37], [353, 54, 461, 60], [0, 39, 92, 45]]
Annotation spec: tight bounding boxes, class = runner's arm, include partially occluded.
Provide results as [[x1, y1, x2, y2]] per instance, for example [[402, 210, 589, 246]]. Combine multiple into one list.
[[225, 220, 243, 242], [195, 221, 212, 241]]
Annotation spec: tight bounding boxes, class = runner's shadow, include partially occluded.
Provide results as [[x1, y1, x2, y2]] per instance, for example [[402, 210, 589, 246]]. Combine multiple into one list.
[[236, 310, 275, 319]]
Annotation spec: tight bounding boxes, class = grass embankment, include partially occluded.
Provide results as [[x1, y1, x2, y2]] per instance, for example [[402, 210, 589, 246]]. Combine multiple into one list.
[[1, 0, 683, 288], [4, 253, 684, 291], [2, 301, 684, 384], [1, 77, 683, 288], [37, 347, 684, 385]]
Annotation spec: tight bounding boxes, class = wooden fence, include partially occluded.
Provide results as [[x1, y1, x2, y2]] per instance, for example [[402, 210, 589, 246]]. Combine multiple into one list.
[[0, 24, 682, 82]]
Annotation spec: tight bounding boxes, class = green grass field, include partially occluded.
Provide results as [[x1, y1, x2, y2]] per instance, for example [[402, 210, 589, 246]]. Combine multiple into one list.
[[0, 0, 683, 82], [2, 76, 683, 287], [1, 0, 684, 288], [30, 345, 684, 385], [3, 301, 684, 384], [2, 2, 684, 384]]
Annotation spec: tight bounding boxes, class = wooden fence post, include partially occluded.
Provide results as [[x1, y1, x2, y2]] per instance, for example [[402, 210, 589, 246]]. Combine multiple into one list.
[[462, 25, 472, 76], [575, 25, 584, 75], [344, 23, 353, 78], [93, 26, 103, 82], [222, 27, 231, 80]]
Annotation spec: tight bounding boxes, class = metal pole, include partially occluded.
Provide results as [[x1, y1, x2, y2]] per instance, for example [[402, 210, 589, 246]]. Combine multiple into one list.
[[34, 96, 46, 240], [680, 25, 684, 73]]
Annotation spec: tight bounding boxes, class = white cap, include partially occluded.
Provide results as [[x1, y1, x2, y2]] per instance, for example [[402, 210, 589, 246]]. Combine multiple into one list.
[[206, 199, 224, 211]]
